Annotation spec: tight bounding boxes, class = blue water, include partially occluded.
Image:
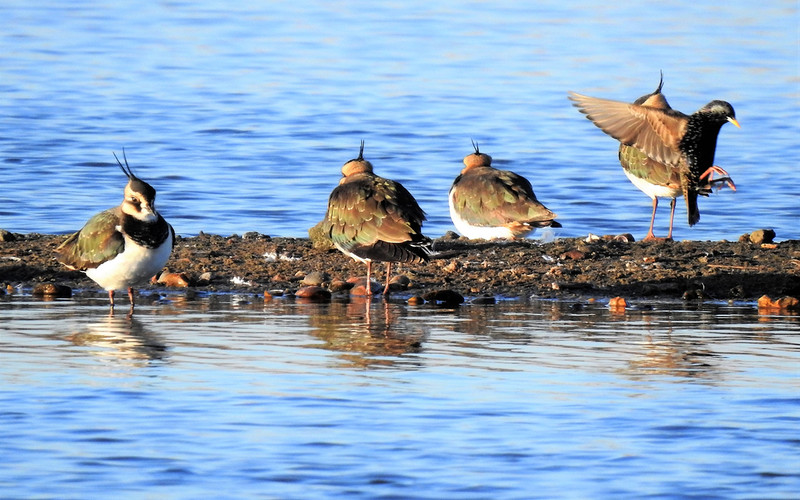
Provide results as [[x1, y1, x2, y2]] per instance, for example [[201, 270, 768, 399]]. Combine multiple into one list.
[[1, 296, 799, 498], [2, 1, 800, 498], [1, 0, 797, 241]]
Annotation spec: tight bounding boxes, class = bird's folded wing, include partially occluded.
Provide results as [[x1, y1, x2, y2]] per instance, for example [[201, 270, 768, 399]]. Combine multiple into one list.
[[452, 171, 556, 226], [55, 208, 125, 270]]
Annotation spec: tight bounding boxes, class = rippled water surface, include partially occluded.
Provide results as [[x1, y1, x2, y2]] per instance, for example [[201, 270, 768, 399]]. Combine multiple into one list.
[[2, 1, 799, 498], [1, 0, 798, 241], [1, 295, 799, 498]]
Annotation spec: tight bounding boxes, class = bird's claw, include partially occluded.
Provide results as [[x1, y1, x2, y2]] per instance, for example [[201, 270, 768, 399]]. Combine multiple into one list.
[[700, 165, 736, 192]]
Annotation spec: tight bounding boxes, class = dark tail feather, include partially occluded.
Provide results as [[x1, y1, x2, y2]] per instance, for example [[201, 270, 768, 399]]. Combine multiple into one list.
[[361, 239, 431, 264], [686, 190, 700, 226]]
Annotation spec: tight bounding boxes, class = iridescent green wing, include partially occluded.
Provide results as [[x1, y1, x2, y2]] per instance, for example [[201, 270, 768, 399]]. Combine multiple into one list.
[[619, 145, 681, 189], [452, 168, 556, 226], [327, 174, 426, 251], [55, 208, 125, 270]]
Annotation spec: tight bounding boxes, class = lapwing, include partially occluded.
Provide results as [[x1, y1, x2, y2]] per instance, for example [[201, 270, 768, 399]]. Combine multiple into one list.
[[55, 151, 175, 310], [325, 141, 430, 296]]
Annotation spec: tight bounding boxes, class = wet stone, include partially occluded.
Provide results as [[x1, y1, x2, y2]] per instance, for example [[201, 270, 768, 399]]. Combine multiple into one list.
[[32, 283, 72, 298], [749, 229, 776, 245], [423, 289, 465, 306], [158, 272, 191, 287], [295, 286, 332, 301], [0, 229, 17, 242], [301, 271, 330, 286], [328, 279, 353, 293], [471, 295, 496, 305]]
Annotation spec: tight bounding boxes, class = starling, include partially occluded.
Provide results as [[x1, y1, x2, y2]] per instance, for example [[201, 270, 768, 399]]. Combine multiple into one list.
[[569, 81, 739, 233]]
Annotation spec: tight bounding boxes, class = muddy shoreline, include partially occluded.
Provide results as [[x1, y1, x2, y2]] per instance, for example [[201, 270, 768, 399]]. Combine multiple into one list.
[[2, 229, 798, 305]]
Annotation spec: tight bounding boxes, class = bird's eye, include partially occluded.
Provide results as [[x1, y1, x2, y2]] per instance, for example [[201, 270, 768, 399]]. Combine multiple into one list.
[[129, 198, 141, 208]]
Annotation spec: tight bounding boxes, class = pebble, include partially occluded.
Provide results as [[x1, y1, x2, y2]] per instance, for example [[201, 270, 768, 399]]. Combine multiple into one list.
[[471, 295, 496, 305], [295, 286, 332, 301], [613, 233, 635, 243], [158, 272, 191, 287], [560, 250, 585, 260], [442, 261, 460, 273], [0, 229, 16, 242], [609, 296, 627, 309], [301, 271, 330, 286], [585, 233, 601, 242], [407, 295, 425, 305], [349, 279, 382, 296], [757, 295, 799, 310], [388, 275, 411, 291], [748, 229, 776, 245], [307, 220, 334, 250], [423, 289, 464, 306], [328, 279, 354, 293], [682, 288, 706, 300], [32, 283, 72, 298]]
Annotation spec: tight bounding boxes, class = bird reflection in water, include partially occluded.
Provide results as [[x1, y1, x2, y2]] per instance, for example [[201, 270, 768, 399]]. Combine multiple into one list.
[[65, 313, 169, 365], [626, 330, 720, 381], [305, 296, 426, 369]]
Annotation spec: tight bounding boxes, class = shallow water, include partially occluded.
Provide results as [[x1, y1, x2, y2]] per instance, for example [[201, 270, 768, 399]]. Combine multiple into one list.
[[1, 0, 798, 241], [2, 1, 800, 498], [1, 294, 799, 498]]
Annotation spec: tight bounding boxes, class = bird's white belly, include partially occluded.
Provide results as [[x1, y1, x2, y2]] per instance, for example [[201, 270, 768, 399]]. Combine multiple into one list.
[[448, 190, 529, 240], [624, 170, 681, 200], [86, 235, 172, 291]]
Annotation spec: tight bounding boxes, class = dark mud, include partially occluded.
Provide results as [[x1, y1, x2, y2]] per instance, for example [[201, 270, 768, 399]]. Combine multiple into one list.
[[1, 230, 798, 304]]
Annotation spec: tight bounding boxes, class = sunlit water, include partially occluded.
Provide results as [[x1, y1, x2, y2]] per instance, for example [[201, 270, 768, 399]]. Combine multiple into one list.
[[1, 294, 798, 498], [1, 0, 798, 241], [2, 1, 799, 498]]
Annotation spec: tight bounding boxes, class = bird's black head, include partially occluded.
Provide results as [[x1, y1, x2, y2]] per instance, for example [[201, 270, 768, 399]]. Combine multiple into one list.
[[114, 150, 156, 201], [114, 150, 159, 221], [699, 100, 740, 128]]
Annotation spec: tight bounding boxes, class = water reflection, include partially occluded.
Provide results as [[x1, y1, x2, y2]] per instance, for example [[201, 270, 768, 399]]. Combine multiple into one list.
[[626, 332, 720, 380], [65, 314, 169, 365], [301, 297, 426, 369]]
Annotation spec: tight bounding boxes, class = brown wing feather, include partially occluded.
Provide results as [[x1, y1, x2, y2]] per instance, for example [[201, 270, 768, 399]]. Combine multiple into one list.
[[568, 92, 688, 167]]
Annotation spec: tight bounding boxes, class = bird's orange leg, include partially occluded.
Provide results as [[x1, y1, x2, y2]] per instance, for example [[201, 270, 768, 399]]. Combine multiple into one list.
[[667, 198, 676, 240], [383, 262, 392, 296], [365, 261, 373, 296], [643, 198, 659, 241]]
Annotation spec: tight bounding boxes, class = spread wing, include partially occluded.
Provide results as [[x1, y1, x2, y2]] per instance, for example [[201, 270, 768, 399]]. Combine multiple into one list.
[[326, 174, 427, 253], [569, 92, 689, 168], [450, 168, 557, 227], [55, 208, 125, 271]]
